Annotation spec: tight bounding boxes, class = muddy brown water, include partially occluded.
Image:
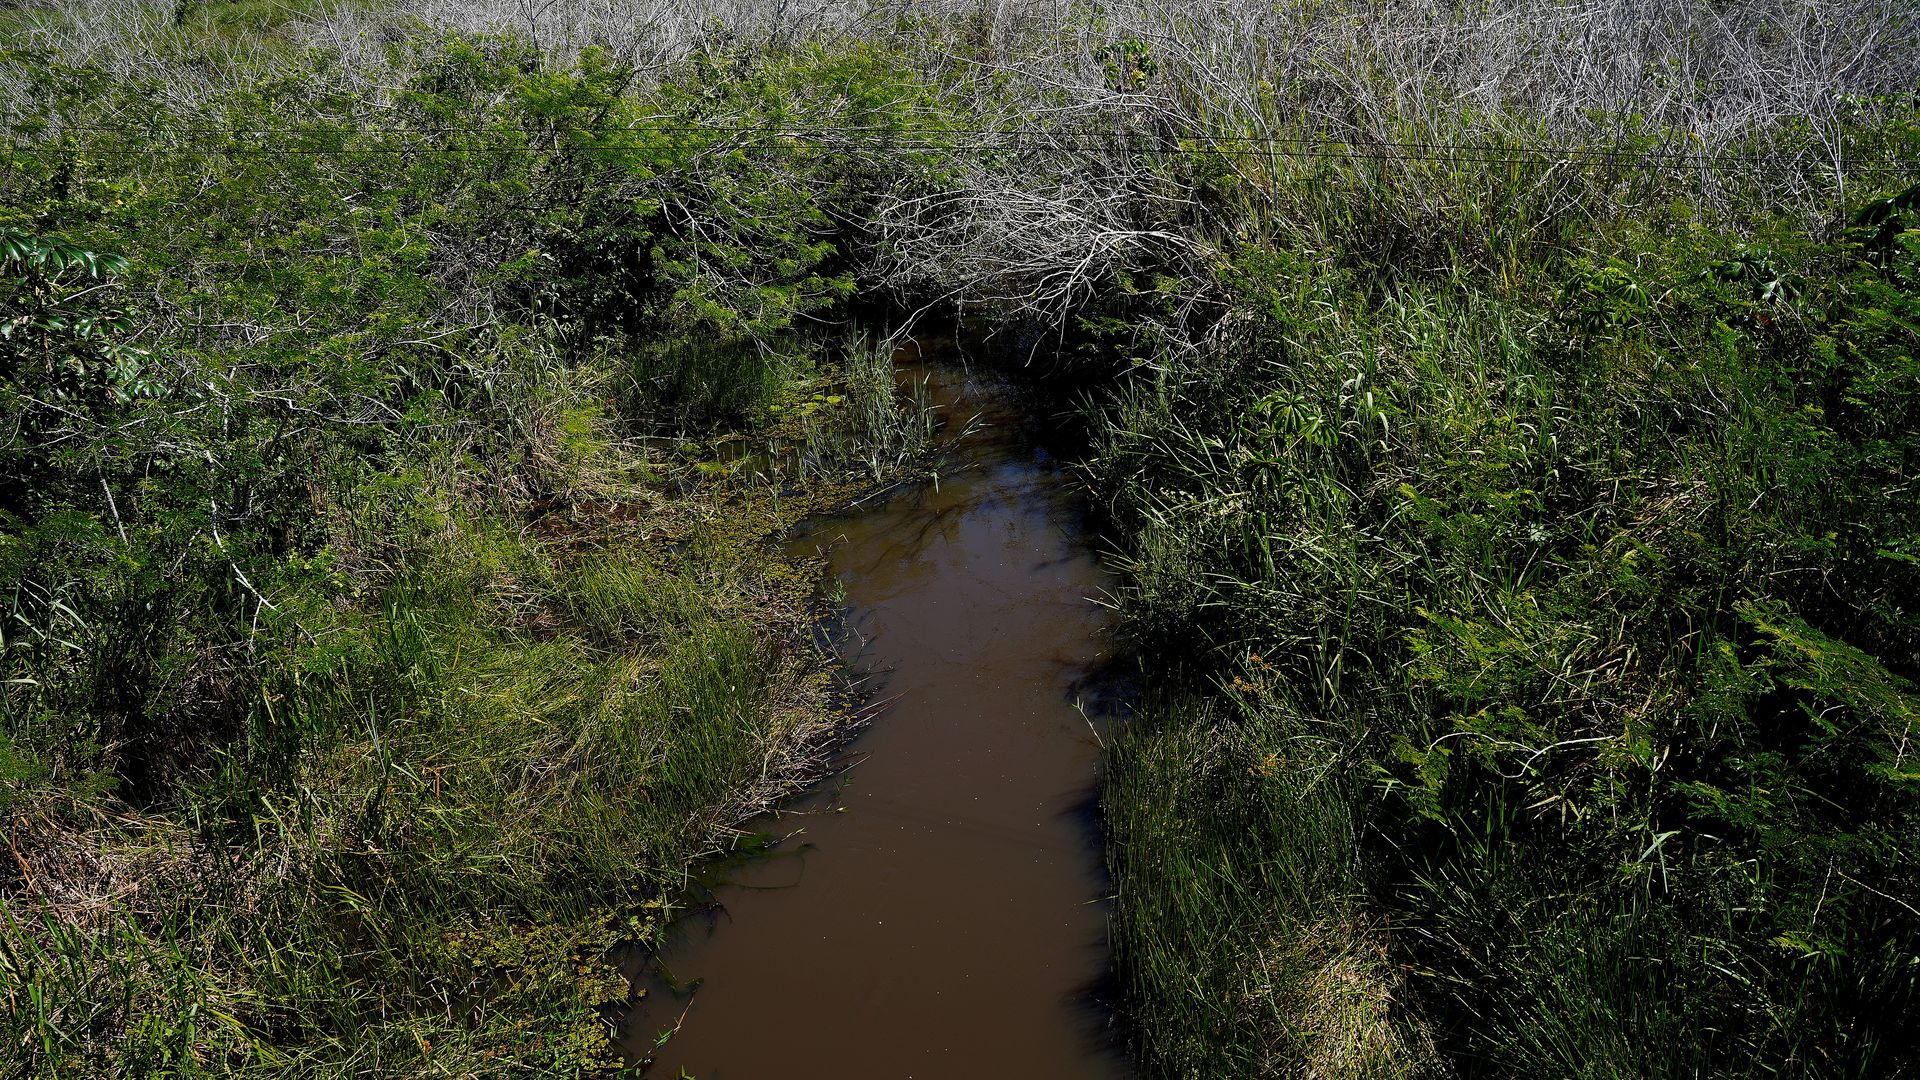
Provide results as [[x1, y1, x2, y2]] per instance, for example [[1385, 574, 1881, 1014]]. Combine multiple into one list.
[[621, 340, 1135, 1079]]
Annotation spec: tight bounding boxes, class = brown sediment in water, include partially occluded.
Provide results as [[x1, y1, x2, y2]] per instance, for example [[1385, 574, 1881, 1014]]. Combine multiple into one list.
[[621, 339, 1135, 1079]]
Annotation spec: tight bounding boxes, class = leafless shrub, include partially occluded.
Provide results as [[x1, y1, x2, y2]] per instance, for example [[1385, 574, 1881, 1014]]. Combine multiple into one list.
[[7, 0, 1913, 320], [872, 0, 1915, 322]]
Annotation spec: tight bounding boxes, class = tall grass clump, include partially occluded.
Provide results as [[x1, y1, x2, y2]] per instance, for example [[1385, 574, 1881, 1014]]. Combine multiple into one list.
[[1106, 689, 1440, 1077], [1089, 179, 1920, 1075]]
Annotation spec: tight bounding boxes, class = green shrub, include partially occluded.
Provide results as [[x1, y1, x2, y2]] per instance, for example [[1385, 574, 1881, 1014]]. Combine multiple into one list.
[[1090, 179, 1920, 1077]]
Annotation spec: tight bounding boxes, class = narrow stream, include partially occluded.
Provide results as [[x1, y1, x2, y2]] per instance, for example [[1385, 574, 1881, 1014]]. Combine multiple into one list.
[[622, 339, 1134, 1079]]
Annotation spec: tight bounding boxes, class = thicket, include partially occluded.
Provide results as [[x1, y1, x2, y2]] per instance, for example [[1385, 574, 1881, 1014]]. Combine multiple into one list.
[[1096, 188, 1920, 1074], [1087, 92, 1920, 1080], [0, 20, 952, 1076]]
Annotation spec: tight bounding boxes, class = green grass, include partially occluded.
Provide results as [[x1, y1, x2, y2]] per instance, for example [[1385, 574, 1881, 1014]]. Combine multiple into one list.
[[1105, 689, 1440, 1077], [0, 27, 950, 1075], [1086, 180, 1920, 1076], [3, 4, 1917, 1076], [0, 0, 374, 60], [0, 496, 842, 1075]]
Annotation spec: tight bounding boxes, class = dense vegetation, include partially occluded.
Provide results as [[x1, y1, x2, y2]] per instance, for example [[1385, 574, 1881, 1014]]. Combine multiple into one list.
[[2, 0, 1917, 1076], [1095, 191, 1920, 1076], [0, 18, 949, 1075]]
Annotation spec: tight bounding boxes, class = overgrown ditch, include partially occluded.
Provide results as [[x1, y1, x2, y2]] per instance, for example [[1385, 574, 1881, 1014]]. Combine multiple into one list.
[[4, 6, 1919, 1078]]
